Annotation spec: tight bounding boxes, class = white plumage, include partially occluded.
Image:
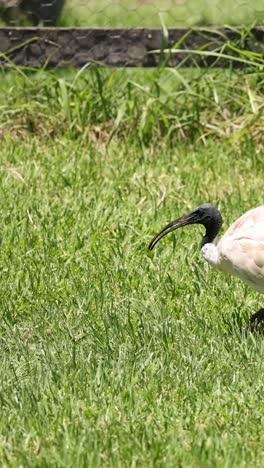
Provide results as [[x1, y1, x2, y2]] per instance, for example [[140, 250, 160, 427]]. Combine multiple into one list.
[[202, 206, 264, 293], [149, 204, 264, 330]]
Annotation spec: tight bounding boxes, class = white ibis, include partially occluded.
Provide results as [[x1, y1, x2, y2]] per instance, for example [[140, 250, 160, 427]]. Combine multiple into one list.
[[149, 203, 264, 330]]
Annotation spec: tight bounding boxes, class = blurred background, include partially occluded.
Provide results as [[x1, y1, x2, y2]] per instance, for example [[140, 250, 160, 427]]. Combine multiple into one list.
[[0, 0, 263, 27]]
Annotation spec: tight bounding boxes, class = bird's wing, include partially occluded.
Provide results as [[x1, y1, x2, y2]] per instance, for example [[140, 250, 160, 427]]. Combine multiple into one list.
[[219, 237, 264, 292], [222, 206, 264, 239], [218, 207, 264, 292]]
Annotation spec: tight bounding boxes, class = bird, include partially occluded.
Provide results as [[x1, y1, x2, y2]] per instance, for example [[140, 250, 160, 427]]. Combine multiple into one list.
[[149, 203, 264, 331]]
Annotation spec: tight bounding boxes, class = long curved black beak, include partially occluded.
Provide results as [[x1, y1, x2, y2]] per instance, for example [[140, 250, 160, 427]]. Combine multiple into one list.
[[149, 211, 198, 250]]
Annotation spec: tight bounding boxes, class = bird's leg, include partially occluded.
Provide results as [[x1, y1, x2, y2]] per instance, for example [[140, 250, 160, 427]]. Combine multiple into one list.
[[250, 308, 264, 332]]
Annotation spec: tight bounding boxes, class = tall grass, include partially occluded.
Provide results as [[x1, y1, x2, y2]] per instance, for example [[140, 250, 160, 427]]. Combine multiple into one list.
[[0, 62, 263, 146]]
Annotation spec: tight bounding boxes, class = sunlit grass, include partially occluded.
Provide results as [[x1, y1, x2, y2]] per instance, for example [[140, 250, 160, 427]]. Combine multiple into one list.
[[0, 60, 264, 465], [0, 0, 264, 464], [0, 0, 263, 27], [0, 66, 263, 145], [61, 0, 264, 27]]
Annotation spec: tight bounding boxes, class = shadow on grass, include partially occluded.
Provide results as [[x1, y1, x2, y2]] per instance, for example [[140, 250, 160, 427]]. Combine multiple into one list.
[[221, 306, 264, 337]]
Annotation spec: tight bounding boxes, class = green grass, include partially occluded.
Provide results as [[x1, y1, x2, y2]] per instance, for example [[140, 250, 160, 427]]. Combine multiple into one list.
[[0, 0, 263, 26], [1, 0, 264, 462], [61, 0, 264, 27], [0, 63, 264, 466]]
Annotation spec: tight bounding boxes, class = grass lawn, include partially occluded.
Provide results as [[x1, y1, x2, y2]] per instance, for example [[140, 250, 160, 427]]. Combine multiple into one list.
[[62, 0, 264, 27], [1, 0, 263, 26], [0, 1, 264, 466], [0, 64, 264, 466]]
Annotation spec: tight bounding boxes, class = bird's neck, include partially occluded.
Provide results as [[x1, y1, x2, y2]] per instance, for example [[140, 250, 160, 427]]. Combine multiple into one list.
[[201, 242, 221, 269], [201, 220, 222, 247], [201, 232, 216, 247]]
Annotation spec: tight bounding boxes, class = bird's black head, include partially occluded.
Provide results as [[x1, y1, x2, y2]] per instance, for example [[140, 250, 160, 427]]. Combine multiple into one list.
[[149, 203, 223, 250], [193, 203, 222, 228]]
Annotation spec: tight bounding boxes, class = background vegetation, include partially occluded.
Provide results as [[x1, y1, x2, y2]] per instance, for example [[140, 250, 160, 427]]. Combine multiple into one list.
[[61, 0, 264, 27], [0, 1, 264, 466]]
